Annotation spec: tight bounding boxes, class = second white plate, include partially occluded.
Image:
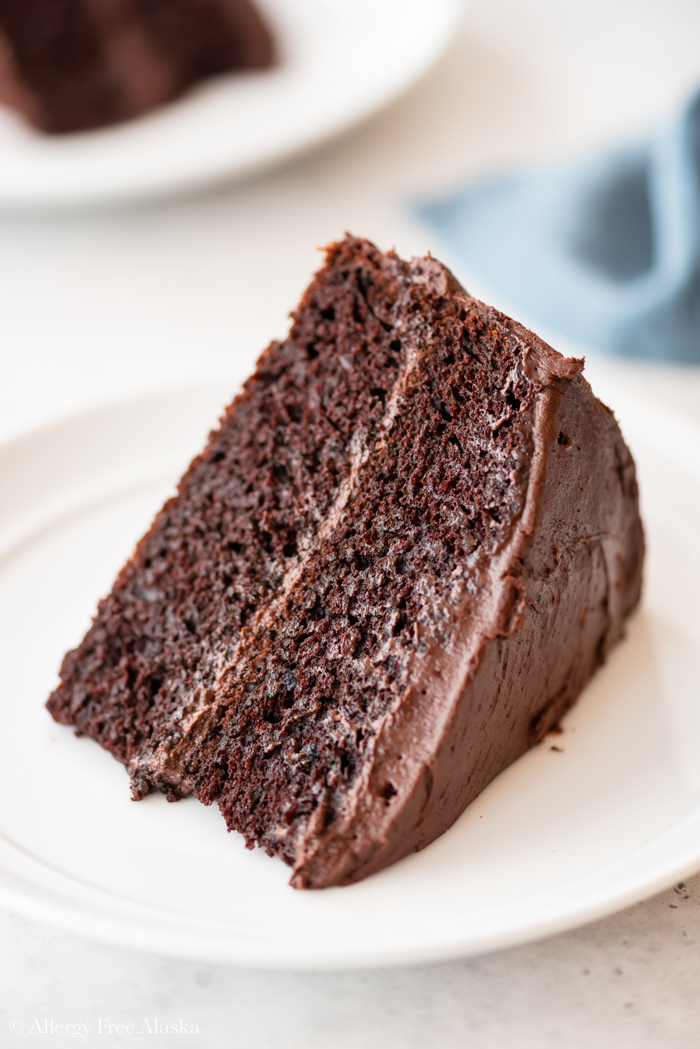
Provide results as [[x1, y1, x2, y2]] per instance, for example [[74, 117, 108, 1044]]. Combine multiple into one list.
[[0, 0, 461, 210], [0, 380, 699, 968]]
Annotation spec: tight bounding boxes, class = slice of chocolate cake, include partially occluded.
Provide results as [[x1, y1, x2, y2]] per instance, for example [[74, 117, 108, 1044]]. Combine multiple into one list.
[[47, 236, 644, 888], [0, 0, 274, 134]]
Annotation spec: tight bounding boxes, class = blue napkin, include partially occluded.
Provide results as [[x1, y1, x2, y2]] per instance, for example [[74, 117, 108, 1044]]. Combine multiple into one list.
[[419, 91, 700, 362]]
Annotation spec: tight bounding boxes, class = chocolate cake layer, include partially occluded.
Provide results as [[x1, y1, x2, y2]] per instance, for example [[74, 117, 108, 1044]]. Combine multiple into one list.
[[0, 0, 274, 133], [47, 237, 644, 888], [134, 0, 274, 81]]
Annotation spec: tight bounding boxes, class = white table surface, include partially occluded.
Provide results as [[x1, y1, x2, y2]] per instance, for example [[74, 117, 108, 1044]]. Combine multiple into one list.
[[2, 0, 700, 1044]]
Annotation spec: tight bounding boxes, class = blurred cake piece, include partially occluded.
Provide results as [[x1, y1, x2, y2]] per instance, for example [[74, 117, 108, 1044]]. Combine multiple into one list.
[[0, 0, 275, 134]]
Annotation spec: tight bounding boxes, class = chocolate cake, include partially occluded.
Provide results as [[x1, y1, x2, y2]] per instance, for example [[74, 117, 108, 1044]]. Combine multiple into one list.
[[47, 236, 644, 888], [0, 0, 274, 134]]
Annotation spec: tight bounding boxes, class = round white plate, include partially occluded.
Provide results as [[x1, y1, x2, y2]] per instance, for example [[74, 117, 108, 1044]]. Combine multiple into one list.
[[0, 380, 699, 969], [0, 0, 460, 210]]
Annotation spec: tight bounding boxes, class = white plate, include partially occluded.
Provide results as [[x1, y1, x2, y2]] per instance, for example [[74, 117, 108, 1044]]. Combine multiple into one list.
[[0, 0, 460, 210], [0, 380, 699, 969]]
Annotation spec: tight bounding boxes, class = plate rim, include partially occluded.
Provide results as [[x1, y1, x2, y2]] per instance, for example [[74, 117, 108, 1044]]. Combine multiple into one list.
[[1, 381, 699, 969]]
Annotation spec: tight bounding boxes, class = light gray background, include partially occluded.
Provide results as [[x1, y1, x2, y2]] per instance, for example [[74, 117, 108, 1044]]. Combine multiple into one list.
[[2, 873, 700, 1047], [2, 0, 700, 1044]]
